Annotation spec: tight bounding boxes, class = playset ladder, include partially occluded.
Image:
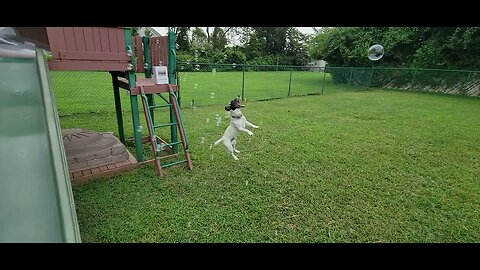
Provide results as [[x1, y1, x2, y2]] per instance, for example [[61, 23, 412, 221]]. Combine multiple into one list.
[[139, 84, 192, 176]]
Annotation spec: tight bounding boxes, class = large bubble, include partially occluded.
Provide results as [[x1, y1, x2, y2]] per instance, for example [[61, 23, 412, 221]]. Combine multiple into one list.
[[368, 44, 384, 61]]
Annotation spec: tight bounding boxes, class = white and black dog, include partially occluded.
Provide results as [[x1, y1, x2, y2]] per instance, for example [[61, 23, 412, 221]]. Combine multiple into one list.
[[213, 97, 259, 160]]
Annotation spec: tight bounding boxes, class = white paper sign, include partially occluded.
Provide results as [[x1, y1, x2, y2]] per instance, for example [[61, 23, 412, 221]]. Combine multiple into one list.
[[153, 66, 169, 84]]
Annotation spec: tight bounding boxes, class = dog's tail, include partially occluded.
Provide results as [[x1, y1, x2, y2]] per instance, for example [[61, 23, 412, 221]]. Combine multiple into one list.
[[213, 138, 223, 147]]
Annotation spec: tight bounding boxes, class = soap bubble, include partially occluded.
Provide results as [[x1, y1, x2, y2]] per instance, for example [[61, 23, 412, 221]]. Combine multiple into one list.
[[195, 64, 200, 71], [232, 63, 237, 68], [136, 125, 143, 133], [194, 83, 198, 89], [206, 118, 210, 123], [210, 92, 215, 99], [175, 43, 180, 50], [212, 68, 217, 75], [368, 44, 384, 61], [200, 137, 205, 144]]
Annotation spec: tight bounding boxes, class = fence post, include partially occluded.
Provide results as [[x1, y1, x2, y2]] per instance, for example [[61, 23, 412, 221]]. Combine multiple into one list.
[[348, 68, 353, 87], [463, 71, 472, 96], [288, 67, 292, 97], [176, 71, 181, 106], [368, 66, 375, 89], [241, 66, 245, 101], [143, 36, 154, 123], [111, 72, 125, 143], [410, 68, 417, 91], [168, 30, 179, 154], [321, 67, 327, 94]]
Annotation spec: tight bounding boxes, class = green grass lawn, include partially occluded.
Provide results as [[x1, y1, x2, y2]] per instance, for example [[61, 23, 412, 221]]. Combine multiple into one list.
[[60, 89, 480, 243]]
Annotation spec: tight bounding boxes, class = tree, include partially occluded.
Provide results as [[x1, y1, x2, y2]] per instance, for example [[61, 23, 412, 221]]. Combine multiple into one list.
[[144, 28, 152, 37], [191, 27, 207, 44], [252, 27, 289, 55], [307, 27, 480, 69], [285, 27, 310, 65], [132, 27, 139, 36], [175, 27, 190, 51], [211, 27, 228, 51]]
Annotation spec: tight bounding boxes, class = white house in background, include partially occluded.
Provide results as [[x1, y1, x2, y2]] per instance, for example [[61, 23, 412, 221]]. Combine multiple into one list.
[[306, 59, 327, 71], [137, 27, 162, 37]]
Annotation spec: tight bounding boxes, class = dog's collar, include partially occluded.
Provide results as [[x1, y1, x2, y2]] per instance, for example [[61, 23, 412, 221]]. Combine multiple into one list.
[[231, 115, 242, 119]]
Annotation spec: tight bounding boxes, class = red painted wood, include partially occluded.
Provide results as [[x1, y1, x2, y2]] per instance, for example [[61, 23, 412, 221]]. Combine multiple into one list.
[[58, 50, 129, 61], [83, 27, 96, 51], [108, 28, 118, 53], [46, 27, 67, 58], [170, 92, 193, 170], [73, 27, 86, 51], [116, 28, 125, 53], [98, 27, 110, 52], [48, 60, 129, 71], [130, 80, 178, 95], [134, 36, 144, 72], [92, 27, 102, 51], [140, 89, 164, 176], [63, 27, 77, 51]]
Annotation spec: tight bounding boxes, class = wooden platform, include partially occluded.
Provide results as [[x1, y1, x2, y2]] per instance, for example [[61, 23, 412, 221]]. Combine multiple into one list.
[[69, 151, 138, 185], [117, 77, 178, 95]]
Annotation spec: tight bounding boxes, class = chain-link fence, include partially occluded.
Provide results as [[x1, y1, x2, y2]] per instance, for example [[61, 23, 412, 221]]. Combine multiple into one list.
[[50, 64, 480, 117], [329, 66, 480, 96]]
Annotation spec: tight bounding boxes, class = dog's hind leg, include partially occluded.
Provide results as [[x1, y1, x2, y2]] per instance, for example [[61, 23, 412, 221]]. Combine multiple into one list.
[[232, 139, 240, 153], [213, 138, 223, 146], [223, 140, 239, 160]]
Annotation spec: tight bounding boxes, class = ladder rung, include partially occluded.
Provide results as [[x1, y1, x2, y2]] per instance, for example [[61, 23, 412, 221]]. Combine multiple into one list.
[[160, 141, 181, 148], [161, 160, 187, 168], [153, 122, 177, 128], [149, 104, 172, 109]]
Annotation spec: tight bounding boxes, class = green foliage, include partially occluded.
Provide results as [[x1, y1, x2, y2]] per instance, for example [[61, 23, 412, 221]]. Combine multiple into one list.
[[308, 27, 480, 70], [211, 27, 228, 51], [176, 27, 190, 51], [144, 28, 152, 37]]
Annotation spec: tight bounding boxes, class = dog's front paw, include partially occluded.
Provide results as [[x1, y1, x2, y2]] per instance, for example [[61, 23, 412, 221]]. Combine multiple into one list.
[[253, 125, 259, 129], [247, 131, 254, 136]]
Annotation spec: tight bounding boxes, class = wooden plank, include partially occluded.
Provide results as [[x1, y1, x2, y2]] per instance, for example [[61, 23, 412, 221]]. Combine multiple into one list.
[[58, 50, 129, 61], [70, 162, 139, 186], [92, 27, 102, 51], [73, 27, 86, 51], [111, 71, 127, 78], [160, 36, 168, 66], [63, 27, 77, 51], [116, 28, 125, 53], [135, 36, 144, 72], [46, 27, 67, 58], [108, 28, 119, 53], [83, 27, 96, 51], [99, 27, 110, 52], [48, 60, 129, 71], [130, 79, 178, 95], [118, 78, 130, 90], [149, 38, 155, 67]]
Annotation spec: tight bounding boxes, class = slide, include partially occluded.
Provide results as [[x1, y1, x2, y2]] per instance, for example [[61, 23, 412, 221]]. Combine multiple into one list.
[[0, 37, 81, 242]]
